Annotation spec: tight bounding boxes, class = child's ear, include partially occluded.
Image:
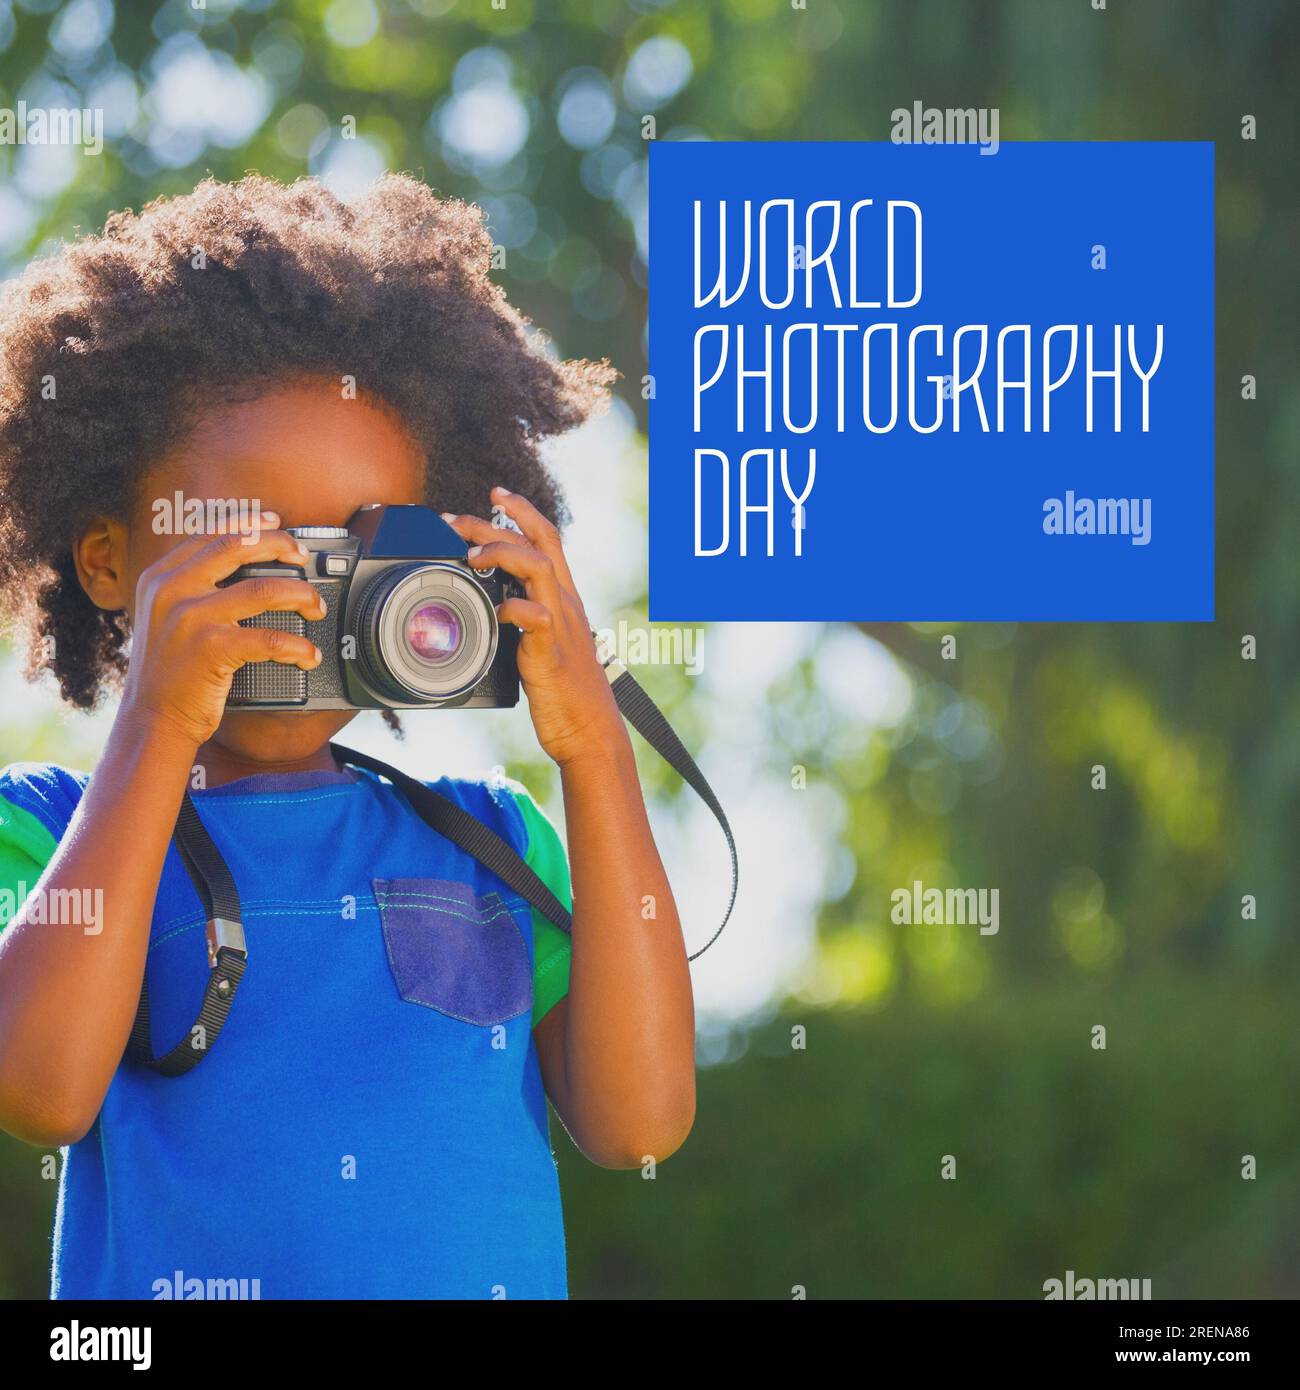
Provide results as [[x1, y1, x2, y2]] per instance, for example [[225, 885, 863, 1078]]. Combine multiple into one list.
[[74, 518, 131, 612]]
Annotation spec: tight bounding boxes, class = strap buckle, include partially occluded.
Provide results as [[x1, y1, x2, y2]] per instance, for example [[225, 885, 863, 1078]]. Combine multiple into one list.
[[206, 917, 247, 971]]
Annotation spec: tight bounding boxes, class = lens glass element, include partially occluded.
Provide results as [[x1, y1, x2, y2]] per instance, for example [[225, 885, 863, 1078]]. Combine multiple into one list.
[[405, 602, 462, 663], [357, 561, 498, 703]]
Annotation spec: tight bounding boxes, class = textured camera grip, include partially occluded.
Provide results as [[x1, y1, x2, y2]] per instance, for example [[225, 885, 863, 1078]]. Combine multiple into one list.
[[228, 611, 309, 704]]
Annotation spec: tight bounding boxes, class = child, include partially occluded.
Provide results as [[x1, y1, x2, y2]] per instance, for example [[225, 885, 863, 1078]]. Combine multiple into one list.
[[0, 174, 695, 1299]]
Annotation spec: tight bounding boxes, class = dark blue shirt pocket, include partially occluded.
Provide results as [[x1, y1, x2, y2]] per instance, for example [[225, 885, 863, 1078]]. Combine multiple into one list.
[[373, 877, 533, 1026]]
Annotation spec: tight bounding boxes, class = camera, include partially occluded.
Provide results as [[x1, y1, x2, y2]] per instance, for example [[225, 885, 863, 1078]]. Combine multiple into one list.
[[223, 504, 522, 710]]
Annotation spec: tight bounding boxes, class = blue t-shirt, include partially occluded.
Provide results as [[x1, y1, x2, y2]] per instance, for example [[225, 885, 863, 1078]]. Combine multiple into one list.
[[0, 760, 574, 1300]]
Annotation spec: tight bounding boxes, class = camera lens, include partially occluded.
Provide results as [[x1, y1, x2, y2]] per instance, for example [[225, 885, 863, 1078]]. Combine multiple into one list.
[[355, 562, 497, 703], [405, 603, 462, 663]]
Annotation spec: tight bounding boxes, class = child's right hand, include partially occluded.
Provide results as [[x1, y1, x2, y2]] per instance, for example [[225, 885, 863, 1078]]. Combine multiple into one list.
[[120, 512, 327, 748]]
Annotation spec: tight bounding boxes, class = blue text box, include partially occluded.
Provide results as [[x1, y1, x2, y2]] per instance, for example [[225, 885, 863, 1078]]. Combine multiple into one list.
[[647, 141, 1214, 621]]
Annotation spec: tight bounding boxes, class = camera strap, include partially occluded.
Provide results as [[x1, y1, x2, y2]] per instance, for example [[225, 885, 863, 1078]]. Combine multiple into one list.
[[126, 797, 248, 1076], [331, 652, 740, 958], [128, 655, 737, 1074]]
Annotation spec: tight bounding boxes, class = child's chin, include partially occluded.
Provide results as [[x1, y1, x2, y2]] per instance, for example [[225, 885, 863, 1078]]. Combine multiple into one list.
[[213, 708, 358, 763]]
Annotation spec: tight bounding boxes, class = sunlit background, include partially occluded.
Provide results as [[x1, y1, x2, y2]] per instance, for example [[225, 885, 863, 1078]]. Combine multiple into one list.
[[1, 0, 1297, 1299]]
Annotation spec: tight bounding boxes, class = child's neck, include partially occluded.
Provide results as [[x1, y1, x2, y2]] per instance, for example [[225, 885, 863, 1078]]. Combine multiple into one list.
[[194, 741, 342, 789]]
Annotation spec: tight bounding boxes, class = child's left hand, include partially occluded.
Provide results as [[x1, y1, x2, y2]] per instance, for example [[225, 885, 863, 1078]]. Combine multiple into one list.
[[442, 488, 625, 769]]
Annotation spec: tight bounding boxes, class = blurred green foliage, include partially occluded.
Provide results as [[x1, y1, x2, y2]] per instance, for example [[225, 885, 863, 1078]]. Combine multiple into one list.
[[1, 0, 1297, 1298], [561, 979, 1300, 1298]]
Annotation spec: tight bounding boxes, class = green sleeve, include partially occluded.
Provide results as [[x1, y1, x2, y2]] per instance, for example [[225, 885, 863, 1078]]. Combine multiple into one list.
[[0, 794, 60, 930], [505, 784, 573, 1028]]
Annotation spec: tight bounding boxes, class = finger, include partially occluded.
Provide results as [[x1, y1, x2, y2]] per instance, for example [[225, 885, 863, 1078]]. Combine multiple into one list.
[[185, 529, 313, 590], [466, 540, 566, 615], [198, 576, 328, 625], [441, 512, 529, 550], [218, 624, 323, 673], [148, 510, 283, 579], [496, 597, 554, 635], [487, 489, 578, 594]]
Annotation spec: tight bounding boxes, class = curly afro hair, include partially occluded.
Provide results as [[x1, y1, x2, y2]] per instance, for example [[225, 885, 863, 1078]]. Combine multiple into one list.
[[0, 173, 613, 710]]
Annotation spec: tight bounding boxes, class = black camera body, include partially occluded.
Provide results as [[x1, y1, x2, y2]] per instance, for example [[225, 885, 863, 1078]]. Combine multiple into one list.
[[224, 504, 522, 711]]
